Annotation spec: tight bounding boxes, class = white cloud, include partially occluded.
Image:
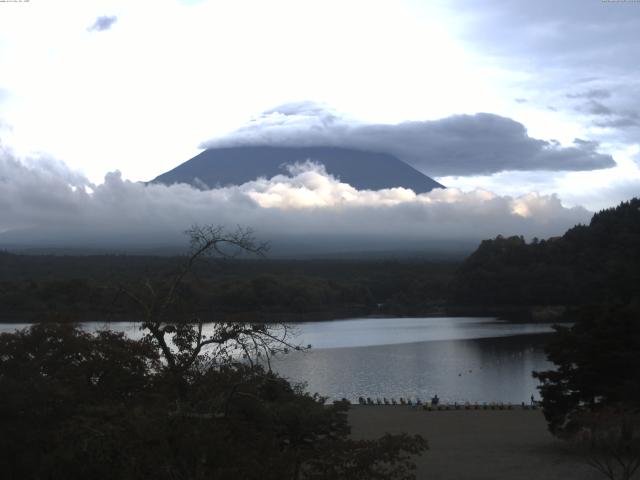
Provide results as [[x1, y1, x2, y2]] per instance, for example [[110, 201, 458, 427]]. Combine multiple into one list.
[[0, 148, 591, 251]]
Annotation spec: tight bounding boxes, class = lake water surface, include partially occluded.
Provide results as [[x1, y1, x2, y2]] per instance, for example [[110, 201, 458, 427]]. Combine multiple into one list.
[[272, 317, 556, 404], [1, 317, 556, 404]]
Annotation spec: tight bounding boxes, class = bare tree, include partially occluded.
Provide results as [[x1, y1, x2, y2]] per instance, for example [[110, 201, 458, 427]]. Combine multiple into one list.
[[120, 224, 306, 405]]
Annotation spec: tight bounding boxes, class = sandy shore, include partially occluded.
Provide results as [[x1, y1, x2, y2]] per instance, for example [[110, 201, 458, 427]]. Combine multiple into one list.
[[348, 406, 602, 480]]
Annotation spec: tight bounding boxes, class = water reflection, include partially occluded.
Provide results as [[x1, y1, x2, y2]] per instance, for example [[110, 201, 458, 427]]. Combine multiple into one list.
[[271, 334, 553, 404], [289, 317, 555, 349]]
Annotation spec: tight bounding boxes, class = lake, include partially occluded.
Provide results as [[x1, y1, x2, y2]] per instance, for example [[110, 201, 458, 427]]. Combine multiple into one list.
[[272, 317, 555, 404], [1, 317, 556, 404]]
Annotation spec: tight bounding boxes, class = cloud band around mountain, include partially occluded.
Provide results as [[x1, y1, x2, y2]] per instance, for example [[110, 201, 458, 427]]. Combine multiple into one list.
[[201, 102, 615, 177], [0, 148, 591, 251]]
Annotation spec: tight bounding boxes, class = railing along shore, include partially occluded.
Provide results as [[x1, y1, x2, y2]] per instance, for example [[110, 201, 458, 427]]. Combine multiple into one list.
[[348, 397, 540, 410]]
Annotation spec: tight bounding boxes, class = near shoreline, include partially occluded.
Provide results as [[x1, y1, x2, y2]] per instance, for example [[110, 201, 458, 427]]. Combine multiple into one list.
[[348, 406, 599, 480]]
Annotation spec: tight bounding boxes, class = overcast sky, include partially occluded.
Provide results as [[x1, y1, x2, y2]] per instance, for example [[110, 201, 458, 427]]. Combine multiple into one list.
[[0, 0, 638, 250]]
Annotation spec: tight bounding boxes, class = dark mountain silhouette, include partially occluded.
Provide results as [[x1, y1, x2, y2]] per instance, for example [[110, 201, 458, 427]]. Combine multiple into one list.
[[151, 146, 444, 193]]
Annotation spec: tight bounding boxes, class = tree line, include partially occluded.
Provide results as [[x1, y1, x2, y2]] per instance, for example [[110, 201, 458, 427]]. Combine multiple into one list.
[[451, 198, 640, 310], [0, 253, 455, 322]]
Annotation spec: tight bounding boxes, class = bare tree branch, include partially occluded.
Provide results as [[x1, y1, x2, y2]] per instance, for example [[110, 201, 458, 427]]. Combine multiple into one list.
[[117, 224, 304, 406]]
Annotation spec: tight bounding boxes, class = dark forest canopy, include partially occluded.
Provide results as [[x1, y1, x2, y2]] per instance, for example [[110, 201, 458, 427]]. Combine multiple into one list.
[[451, 198, 640, 309], [0, 254, 456, 322]]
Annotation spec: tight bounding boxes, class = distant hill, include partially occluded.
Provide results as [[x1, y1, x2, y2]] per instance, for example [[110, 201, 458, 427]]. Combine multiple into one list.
[[451, 198, 640, 307], [151, 146, 444, 193]]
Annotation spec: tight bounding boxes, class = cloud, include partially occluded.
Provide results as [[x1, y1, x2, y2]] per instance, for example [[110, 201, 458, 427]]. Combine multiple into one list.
[[569, 98, 640, 129], [202, 102, 615, 176], [459, 0, 640, 71], [581, 100, 613, 116], [559, 177, 640, 212], [0, 147, 591, 252], [567, 89, 612, 100], [451, 0, 640, 141], [594, 115, 640, 129], [88, 15, 118, 32]]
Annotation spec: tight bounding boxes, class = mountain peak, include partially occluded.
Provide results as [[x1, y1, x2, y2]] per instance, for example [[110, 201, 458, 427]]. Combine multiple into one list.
[[152, 146, 444, 193]]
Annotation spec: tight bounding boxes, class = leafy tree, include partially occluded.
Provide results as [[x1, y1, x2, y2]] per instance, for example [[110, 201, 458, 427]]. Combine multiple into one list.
[[533, 304, 640, 479], [0, 323, 160, 480], [534, 304, 640, 434]]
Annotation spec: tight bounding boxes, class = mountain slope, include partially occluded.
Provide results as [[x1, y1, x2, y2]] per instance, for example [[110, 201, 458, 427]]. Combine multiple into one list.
[[151, 146, 444, 193], [451, 198, 640, 307]]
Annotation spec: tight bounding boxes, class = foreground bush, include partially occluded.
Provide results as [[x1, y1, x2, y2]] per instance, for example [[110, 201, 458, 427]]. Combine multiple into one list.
[[0, 323, 426, 480]]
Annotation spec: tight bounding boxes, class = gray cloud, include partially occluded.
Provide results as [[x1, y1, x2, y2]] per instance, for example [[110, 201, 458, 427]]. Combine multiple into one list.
[[460, 1, 640, 70], [594, 116, 639, 128], [577, 91, 640, 134], [567, 89, 612, 100], [88, 15, 118, 32], [202, 102, 615, 177], [454, 0, 640, 141], [570, 98, 640, 129], [0, 147, 591, 251], [582, 100, 614, 116]]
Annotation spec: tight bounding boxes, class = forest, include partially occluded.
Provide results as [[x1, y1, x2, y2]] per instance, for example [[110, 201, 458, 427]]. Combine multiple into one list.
[[0, 254, 455, 322], [451, 198, 640, 316]]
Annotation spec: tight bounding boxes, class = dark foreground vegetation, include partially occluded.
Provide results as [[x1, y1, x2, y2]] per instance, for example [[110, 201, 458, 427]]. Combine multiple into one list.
[[0, 324, 426, 480], [532, 303, 640, 480]]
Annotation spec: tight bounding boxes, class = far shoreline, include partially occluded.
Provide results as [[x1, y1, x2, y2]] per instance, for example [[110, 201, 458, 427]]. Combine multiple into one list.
[[0, 305, 574, 325]]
